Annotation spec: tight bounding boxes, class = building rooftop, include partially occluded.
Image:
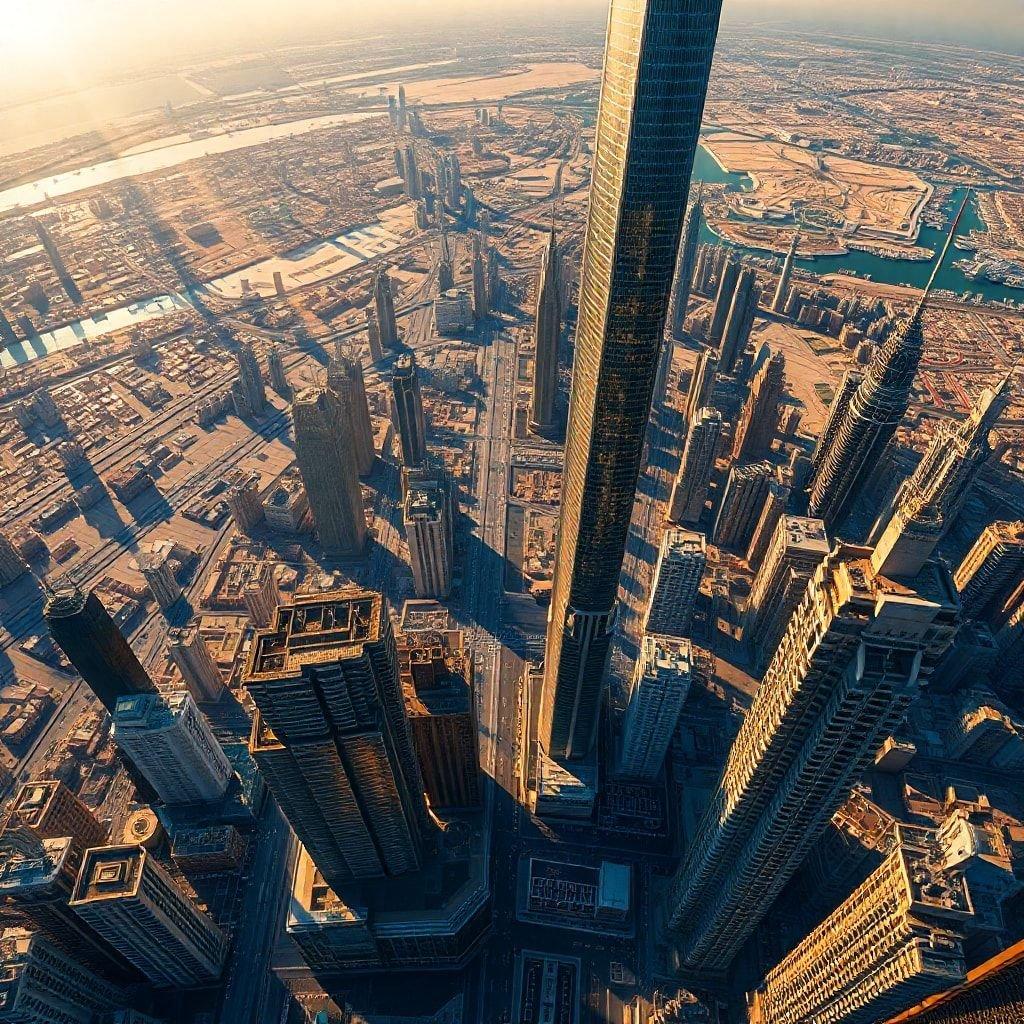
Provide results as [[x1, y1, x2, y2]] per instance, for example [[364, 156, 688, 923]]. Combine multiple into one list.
[[70, 845, 146, 905], [782, 515, 830, 553], [0, 834, 73, 894], [9, 781, 61, 830]]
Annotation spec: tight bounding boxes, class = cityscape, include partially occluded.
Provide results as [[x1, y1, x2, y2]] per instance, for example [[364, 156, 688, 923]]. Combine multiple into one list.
[[2, 2, 1024, 1023]]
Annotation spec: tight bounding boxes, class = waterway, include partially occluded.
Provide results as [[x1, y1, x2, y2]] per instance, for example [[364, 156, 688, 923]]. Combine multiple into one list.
[[690, 144, 1020, 306]]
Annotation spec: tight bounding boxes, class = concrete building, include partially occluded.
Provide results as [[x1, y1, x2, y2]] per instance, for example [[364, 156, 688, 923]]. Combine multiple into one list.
[[225, 476, 264, 534], [243, 590, 430, 890], [391, 353, 428, 468], [434, 288, 473, 335], [744, 481, 790, 571], [530, 226, 564, 434], [44, 579, 157, 714], [667, 546, 959, 972], [374, 268, 399, 351], [619, 635, 692, 781], [70, 845, 226, 988], [437, 228, 454, 293], [167, 625, 224, 704], [955, 521, 1024, 631], [242, 568, 280, 629], [135, 544, 182, 612], [705, 257, 739, 353], [262, 477, 308, 533], [327, 346, 376, 478], [644, 530, 706, 638], [403, 474, 453, 599], [364, 309, 384, 363], [745, 515, 829, 670], [713, 462, 774, 552], [112, 692, 232, 806], [732, 348, 785, 463], [718, 266, 759, 374], [537, 0, 723, 764], [683, 347, 717, 424], [668, 408, 723, 525], [267, 343, 289, 394], [749, 829, 972, 1024], [771, 232, 800, 315], [292, 388, 367, 558], [7, 780, 106, 859], [230, 340, 266, 418], [0, 532, 28, 588], [945, 694, 1024, 769]]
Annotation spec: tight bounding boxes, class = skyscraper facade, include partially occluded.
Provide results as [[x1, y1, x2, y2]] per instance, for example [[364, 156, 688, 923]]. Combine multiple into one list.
[[365, 309, 384, 363], [683, 347, 717, 424], [472, 234, 488, 320], [955, 520, 1024, 630], [243, 590, 430, 890], [771, 232, 800, 314], [713, 461, 773, 552], [403, 473, 454, 599], [437, 229, 455, 293], [44, 580, 157, 714], [811, 368, 863, 472], [732, 349, 785, 463], [327, 345, 376, 478], [7, 780, 107, 859], [391, 353, 429, 467], [292, 387, 367, 558], [539, 0, 724, 762], [374, 268, 400, 350], [718, 266, 759, 373], [668, 408, 723, 526], [166, 624, 225, 704], [231, 340, 267, 418], [530, 226, 564, 434], [705, 257, 739, 353], [744, 480, 790, 571], [644, 529, 706, 638], [667, 545, 959, 972], [669, 183, 705, 340]]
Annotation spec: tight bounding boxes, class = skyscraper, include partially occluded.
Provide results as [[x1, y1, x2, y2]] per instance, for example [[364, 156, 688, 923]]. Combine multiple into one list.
[[225, 476, 264, 534], [539, 0, 724, 762], [231, 340, 266, 418], [166, 624, 225, 703], [718, 265, 759, 374], [70, 845, 226, 988], [811, 368, 863, 472], [713, 461, 774, 552], [437, 228, 455, 293], [619, 635, 693, 782], [44, 580, 157, 714], [403, 472, 454, 599], [955, 520, 1024, 630], [327, 343, 376, 478], [111, 692, 233, 806], [869, 374, 1012, 579], [243, 590, 430, 890], [668, 408, 723, 526], [644, 530, 706, 638], [669, 183, 705, 340], [374, 267, 399, 350], [744, 479, 790, 570], [267, 343, 289, 394], [365, 308, 384, 363], [808, 199, 967, 527], [732, 348, 786, 462], [705, 257, 739, 353], [391, 353, 429, 468], [667, 545, 959, 971], [472, 233, 488, 320], [0, 531, 28, 588], [683, 347, 717, 424], [292, 387, 367, 558], [530, 225, 564, 434], [6, 780, 107, 859], [771, 232, 800, 314]]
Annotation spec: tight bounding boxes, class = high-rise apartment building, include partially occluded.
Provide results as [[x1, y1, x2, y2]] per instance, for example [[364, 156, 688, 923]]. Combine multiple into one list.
[[771, 233, 800, 314], [230, 340, 266, 418], [374, 268, 400, 350], [745, 515, 829, 670], [327, 345, 376, 478], [683, 347, 717, 424], [112, 692, 232, 806], [267, 342, 289, 394], [955, 521, 1024, 630], [225, 476, 264, 534], [668, 408, 723, 526], [0, 531, 28, 588], [403, 473, 454, 599], [869, 375, 1012, 579], [292, 387, 367, 558], [667, 545, 959, 971], [748, 828, 972, 1024], [166, 625, 225, 704], [135, 547, 181, 612], [669, 184, 705, 341], [539, 0, 723, 762], [44, 580, 157, 714], [744, 480, 790, 571], [619, 635, 692, 782], [705, 257, 739, 353], [243, 590, 430, 890], [530, 226, 563, 434], [732, 349, 785, 463], [391, 353, 429, 468], [713, 462, 773, 552], [718, 266, 759, 373], [644, 530, 706, 638], [809, 202, 966, 526], [6, 780, 106, 859], [70, 845, 226, 988]]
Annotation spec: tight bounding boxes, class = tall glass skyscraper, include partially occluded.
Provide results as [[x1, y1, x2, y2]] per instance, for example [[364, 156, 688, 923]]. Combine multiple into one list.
[[539, 0, 724, 761]]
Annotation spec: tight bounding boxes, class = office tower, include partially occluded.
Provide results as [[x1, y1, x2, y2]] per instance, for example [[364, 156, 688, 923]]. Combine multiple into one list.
[[364, 309, 383, 363], [706, 257, 739, 352], [668, 408, 723, 525], [267, 344, 289, 394], [391, 353, 428, 468], [811, 368, 863, 472], [446, 152, 462, 208], [0, 930, 130, 1024], [771, 232, 800, 314], [669, 183, 705, 340], [166, 625, 224, 703], [809, 201, 967, 526], [955, 521, 1024, 630], [870, 375, 1013, 580], [437, 229, 454, 293], [327, 344, 376, 478], [135, 548, 181, 612], [404, 474, 454, 599], [619, 635, 693, 781], [471, 234, 488, 320], [745, 515, 829, 671], [112, 692, 232, 805], [538, 0, 723, 762], [0, 531, 28, 587], [667, 545, 959, 971], [744, 480, 790, 570], [44, 580, 156, 714], [530, 225, 564, 434], [713, 462, 773, 552], [718, 266, 759, 373], [374, 268, 399, 350], [225, 476, 264, 534], [683, 347, 717, 424], [732, 349, 785, 462], [397, 83, 407, 125], [6, 780, 106, 858], [244, 590, 430, 889], [403, 144, 421, 199], [231, 340, 266, 418], [292, 387, 367, 558], [242, 567, 280, 628], [644, 530, 706, 638], [70, 845, 226, 988], [398, 619, 480, 808]]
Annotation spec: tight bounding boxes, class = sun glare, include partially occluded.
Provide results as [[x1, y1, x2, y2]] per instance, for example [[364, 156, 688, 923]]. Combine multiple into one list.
[[5, 1, 76, 57]]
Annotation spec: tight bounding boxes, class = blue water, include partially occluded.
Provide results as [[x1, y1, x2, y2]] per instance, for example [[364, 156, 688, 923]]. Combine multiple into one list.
[[690, 145, 1018, 305]]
